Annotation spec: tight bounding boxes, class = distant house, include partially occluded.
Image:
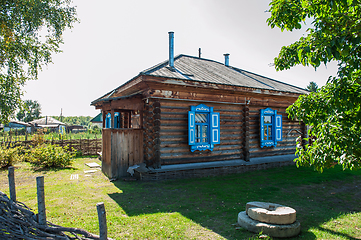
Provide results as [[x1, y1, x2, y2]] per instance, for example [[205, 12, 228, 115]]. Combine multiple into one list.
[[29, 116, 67, 133], [91, 32, 309, 180], [90, 113, 102, 128], [3, 120, 33, 133]]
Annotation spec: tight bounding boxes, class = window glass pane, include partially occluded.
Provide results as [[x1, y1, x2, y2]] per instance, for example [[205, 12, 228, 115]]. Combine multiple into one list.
[[264, 127, 267, 140], [196, 125, 201, 142], [195, 113, 208, 123], [268, 126, 272, 139], [264, 115, 272, 124], [202, 125, 208, 142]]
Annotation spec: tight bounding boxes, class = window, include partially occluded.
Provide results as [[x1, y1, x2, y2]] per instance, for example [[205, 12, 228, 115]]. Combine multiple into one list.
[[195, 113, 208, 143], [188, 104, 220, 152], [105, 113, 111, 128], [260, 108, 282, 148], [114, 112, 120, 128]]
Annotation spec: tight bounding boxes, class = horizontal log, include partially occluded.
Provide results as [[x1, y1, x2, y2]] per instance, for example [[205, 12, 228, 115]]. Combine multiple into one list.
[[161, 153, 243, 165], [250, 149, 296, 158], [159, 99, 245, 110], [249, 145, 296, 152], [160, 143, 242, 154], [160, 148, 242, 159], [160, 138, 243, 146]]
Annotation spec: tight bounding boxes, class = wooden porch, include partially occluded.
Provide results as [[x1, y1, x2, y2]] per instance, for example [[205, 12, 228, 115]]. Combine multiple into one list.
[[102, 128, 143, 179]]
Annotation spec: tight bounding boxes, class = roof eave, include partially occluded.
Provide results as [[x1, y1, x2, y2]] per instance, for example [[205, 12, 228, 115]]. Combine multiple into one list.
[[91, 91, 143, 106]]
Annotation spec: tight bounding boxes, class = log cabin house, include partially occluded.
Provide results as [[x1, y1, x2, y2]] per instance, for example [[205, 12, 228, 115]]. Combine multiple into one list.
[[91, 32, 308, 180]]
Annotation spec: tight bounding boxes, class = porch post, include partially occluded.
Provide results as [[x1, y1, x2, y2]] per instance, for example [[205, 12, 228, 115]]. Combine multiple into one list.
[[102, 111, 106, 129], [120, 112, 124, 128], [128, 111, 132, 128], [124, 111, 129, 128], [111, 109, 114, 128], [139, 110, 143, 129]]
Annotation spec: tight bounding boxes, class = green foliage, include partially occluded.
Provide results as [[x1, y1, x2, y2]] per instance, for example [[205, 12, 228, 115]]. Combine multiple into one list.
[[24, 129, 75, 168], [306, 81, 318, 92], [268, 0, 361, 171], [52, 116, 93, 126], [0, 0, 78, 123], [87, 124, 101, 135], [0, 146, 23, 168], [267, 0, 361, 72], [288, 72, 361, 172], [27, 144, 75, 168], [0, 129, 76, 168], [16, 99, 41, 122], [31, 129, 46, 146]]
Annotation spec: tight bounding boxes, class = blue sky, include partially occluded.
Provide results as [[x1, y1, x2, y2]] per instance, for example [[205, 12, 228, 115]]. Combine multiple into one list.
[[23, 0, 338, 117]]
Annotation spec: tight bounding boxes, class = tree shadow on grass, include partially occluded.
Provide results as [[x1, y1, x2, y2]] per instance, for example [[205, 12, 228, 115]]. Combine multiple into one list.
[[0, 164, 78, 173], [108, 165, 361, 239], [30, 165, 78, 173], [317, 226, 360, 240]]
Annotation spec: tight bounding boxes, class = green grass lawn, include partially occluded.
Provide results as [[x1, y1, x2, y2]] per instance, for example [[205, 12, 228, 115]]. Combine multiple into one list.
[[1, 158, 361, 239]]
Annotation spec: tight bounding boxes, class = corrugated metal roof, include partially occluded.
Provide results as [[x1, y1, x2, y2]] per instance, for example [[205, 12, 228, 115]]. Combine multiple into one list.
[[92, 54, 308, 105], [8, 120, 32, 127], [141, 54, 308, 94], [29, 117, 67, 126]]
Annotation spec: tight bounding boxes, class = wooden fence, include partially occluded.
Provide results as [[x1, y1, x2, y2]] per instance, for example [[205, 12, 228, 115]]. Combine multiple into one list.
[[102, 128, 144, 179], [1, 138, 102, 156], [4, 166, 110, 239]]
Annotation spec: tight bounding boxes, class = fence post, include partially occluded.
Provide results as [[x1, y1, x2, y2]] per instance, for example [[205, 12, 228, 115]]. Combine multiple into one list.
[[36, 176, 46, 225], [96, 135, 98, 156], [96, 202, 107, 240], [8, 166, 16, 202], [87, 136, 89, 155]]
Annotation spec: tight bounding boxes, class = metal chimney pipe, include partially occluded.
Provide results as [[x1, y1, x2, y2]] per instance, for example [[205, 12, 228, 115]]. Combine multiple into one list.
[[224, 53, 230, 67], [168, 31, 174, 68]]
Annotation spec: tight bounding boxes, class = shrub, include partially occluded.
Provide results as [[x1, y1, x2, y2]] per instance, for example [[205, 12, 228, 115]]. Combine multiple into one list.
[[27, 144, 75, 168], [31, 129, 46, 146], [0, 147, 24, 168], [75, 150, 83, 157]]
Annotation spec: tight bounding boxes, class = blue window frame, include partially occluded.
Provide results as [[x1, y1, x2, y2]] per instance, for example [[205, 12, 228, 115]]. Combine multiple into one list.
[[260, 108, 282, 148], [188, 104, 220, 152]]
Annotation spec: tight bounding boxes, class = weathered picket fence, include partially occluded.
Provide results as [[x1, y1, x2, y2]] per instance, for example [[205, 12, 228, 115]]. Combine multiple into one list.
[[1, 166, 111, 239], [1, 138, 102, 156]]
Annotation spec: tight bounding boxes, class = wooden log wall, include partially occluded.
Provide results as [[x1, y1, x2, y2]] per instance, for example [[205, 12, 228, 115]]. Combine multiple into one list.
[[159, 99, 245, 165], [145, 98, 303, 166], [102, 128, 143, 178], [248, 105, 302, 158], [143, 99, 161, 168]]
